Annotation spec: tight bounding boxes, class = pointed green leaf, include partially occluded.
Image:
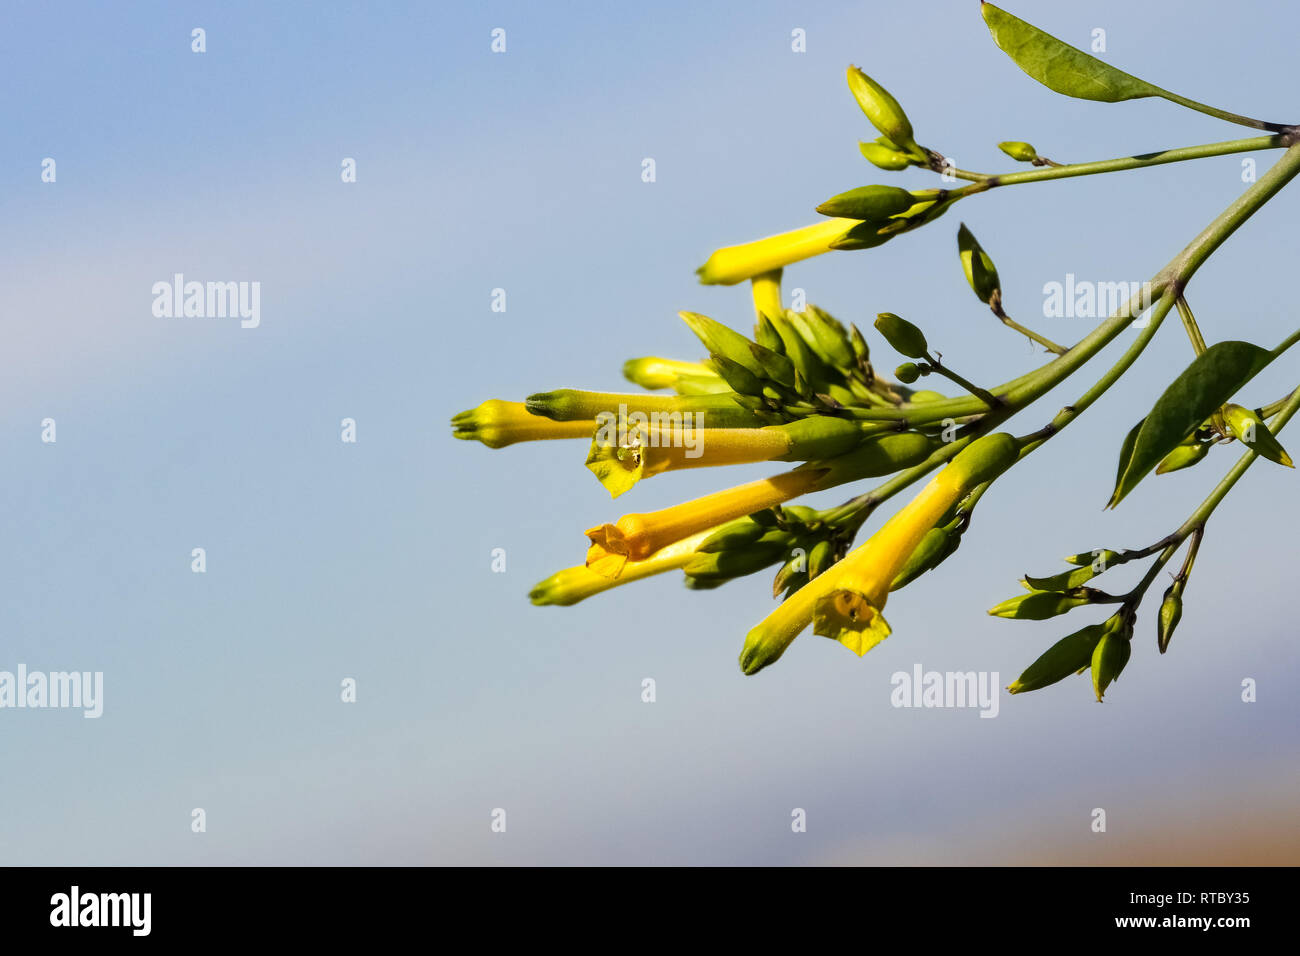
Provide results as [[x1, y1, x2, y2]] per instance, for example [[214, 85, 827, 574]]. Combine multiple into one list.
[[1023, 564, 1100, 592], [981, 3, 1166, 103], [1109, 341, 1275, 507]]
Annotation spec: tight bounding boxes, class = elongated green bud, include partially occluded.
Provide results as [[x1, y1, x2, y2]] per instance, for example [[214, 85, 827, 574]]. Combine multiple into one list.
[[1222, 403, 1294, 467], [1157, 586, 1183, 654], [895, 362, 921, 384], [988, 590, 1092, 621], [846, 66, 920, 157], [708, 354, 765, 397], [949, 432, 1021, 487], [807, 539, 835, 580], [908, 389, 946, 403], [696, 517, 766, 554], [956, 223, 1000, 306], [817, 431, 939, 483], [796, 306, 857, 369], [859, 140, 911, 170], [525, 389, 759, 428], [874, 312, 929, 359], [1156, 438, 1211, 474], [1091, 629, 1131, 701], [1022, 563, 1104, 592], [816, 185, 916, 223], [1064, 549, 1120, 568], [889, 526, 949, 591], [997, 141, 1039, 163], [1007, 623, 1107, 694], [773, 416, 866, 461], [683, 542, 789, 582], [679, 311, 767, 378]]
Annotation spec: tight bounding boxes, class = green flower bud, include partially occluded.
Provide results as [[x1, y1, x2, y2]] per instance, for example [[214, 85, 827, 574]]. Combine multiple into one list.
[[814, 432, 939, 487], [949, 431, 1021, 487], [754, 313, 785, 354], [859, 140, 911, 170], [1022, 563, 1103, 592], [1064, 549, 1120, 569], [683, 541, 789, 583], [696, 517, 767, 554], [849, 324, 871, 364], [679, 311, 767, 378], [908, 389, 947, 403], [1155, 438, 1211, 474], [874, 312, 929, 359], [1007, 623, 1108, 694], [997, 141, 1039, 163], [895, 362, 921, 384], [807, 539, 836, 580], [773, 416, 866, 461], [708, 354, 765, 396], [792, 306, 857, 370], [1090, 629, 1131, 702], [889, 526, 949, 591], [816, 184, 917, 223], [1157, 586, 1183, 654], [987, 590, 1092, 621], [1222, 403, 1294, 468], [956, 223, 1001, 306], [846, 66, 920, 157]]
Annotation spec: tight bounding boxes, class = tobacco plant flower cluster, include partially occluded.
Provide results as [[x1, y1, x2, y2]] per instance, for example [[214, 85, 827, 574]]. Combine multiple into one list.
[[454, 4, 1300, 699]]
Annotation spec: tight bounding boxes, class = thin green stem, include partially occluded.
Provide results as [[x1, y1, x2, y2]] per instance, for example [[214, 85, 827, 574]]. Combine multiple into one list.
[[1156, 91, 1293, 133], [924, 353, 1001, 409], [947, 135, 1287, 194], [990, 294, 1067, 354], [1018, 293, 1176, 451]]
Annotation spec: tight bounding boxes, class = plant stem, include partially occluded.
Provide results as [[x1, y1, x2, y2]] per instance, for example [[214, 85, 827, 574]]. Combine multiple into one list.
[[947, 135, 1287, 194], [990, 292, 1067, 354], [924, 353, 1001, 408], [1155, 91, 1294, 133]]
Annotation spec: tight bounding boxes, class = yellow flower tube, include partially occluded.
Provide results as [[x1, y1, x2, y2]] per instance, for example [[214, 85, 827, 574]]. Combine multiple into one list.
[[586, 416, 866, 498], [584, 467, 829, 578], [452, 400, 596, 448], [739, 433, 1020, 674], [529, 530, 715, 607], [696, 219, 859, 286]]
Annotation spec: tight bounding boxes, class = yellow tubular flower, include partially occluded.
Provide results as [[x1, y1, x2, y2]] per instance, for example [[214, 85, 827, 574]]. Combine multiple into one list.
[[587, 427, 790, 498], [584, 467, 829, 578], [813, 433, 1020, 655], [739, 432, 1020, 674], [622, 357, 723, 391], [529, 530, 715, 607], [696, 219, 859, 286], [751, 269, 784, 320], [452, 400, 596, 448]]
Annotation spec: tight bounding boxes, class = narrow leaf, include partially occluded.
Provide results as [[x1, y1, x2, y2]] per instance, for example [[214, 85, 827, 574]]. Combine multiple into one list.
[[981, 3, 1166, 103], [1109, 341, 1274, 507]]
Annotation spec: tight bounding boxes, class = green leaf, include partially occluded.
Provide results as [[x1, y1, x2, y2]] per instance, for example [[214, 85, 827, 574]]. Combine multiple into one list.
[[1008, 624, 1108, 694], [1110, 418, 1144, 500], [981, 3, 1166, 103], [1109, 341, 1274, 507], [1023, 564, 1100, 592]]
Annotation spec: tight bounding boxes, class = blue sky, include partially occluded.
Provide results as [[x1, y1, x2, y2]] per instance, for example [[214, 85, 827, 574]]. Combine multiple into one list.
[[1, 0, 1296, 864]]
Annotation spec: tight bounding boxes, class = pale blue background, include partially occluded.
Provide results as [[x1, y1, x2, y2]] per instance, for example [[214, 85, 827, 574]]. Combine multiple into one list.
[[1, 0, 1296, 864]]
